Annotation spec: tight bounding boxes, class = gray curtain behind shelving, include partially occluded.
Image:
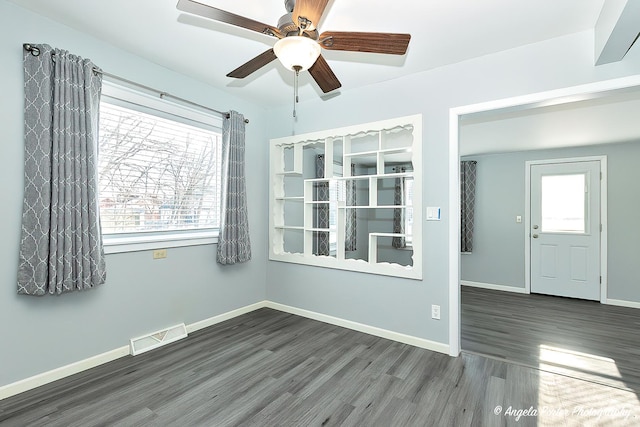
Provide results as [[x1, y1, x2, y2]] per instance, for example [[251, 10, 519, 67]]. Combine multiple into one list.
[[461, 160, 478, 253], [392, 176, 406, 249], [18, 43, 106, 295], [314, 154, 330, 256], [217, 111, 252, 264], [345, 163, 357, 251]]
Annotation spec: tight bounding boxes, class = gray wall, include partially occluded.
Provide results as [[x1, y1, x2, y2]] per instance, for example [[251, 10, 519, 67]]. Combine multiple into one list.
[[459, 155, 527, 288], [0, 1, 268, 387], [461, 141, 640, 303], [266, 29, 640, 345]]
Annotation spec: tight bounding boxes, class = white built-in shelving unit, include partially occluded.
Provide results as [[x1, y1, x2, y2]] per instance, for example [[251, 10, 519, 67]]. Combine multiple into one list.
[[269, 114, 422, 279]]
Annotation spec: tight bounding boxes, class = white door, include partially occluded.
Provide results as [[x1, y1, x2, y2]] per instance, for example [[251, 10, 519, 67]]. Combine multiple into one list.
[[530, 161, 600, 300]]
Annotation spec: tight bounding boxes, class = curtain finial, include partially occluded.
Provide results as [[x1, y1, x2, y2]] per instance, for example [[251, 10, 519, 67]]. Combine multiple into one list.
[[23, 43, 41, 56]]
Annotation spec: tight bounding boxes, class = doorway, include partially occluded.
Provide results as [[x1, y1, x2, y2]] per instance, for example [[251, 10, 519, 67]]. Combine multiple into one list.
[[525, 157, 607, 301], [448, 75, 640, 356]]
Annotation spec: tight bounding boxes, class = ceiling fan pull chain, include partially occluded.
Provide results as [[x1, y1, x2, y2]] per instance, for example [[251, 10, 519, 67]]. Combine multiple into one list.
[[293, 69, 297, 118], [293, 66, 301, 118], [295, 69, 300, 104]]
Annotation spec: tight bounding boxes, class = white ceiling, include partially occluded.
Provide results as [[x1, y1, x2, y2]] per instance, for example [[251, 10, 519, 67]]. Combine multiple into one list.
[[9, 0, 608, 107]]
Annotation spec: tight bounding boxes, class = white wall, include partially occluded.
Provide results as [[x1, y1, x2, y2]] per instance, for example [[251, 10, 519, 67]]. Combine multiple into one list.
[[0, 0, 268, 387], [265, 30, 640, 347]]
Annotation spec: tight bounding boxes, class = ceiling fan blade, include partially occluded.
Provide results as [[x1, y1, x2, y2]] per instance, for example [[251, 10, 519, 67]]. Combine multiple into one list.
[[227, 49, 278, 79], [177, 0, 281, 37], [308, 55, 341, 93], [292, 0, 330, 31], [319, 31, 411, 55]]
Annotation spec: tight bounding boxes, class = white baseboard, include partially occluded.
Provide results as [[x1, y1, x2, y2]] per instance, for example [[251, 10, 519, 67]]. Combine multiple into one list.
[[605, 298, 640, 309], [186, 301, 268, 333], [0, 346, 130, 401], [265, 301, 450, 355], [1, 299, 449, 400], [461, 280, 528, 294]]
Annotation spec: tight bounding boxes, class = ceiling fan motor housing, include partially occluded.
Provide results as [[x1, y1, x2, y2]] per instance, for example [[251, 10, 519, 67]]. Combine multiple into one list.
[[278, 13, 299, 36]]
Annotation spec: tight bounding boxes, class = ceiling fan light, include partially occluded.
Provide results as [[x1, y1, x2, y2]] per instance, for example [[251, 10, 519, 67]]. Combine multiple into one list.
[[274, 36, 321, 72]]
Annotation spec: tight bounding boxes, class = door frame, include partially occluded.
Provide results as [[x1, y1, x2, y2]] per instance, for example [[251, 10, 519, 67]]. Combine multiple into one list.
[[448, 75, 640, 357], [524, 156, 608, 302]]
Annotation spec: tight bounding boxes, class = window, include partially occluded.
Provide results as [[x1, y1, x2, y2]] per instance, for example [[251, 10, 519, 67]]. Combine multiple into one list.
[[541, 173, 586, 233], [98, 83, 222, 253]]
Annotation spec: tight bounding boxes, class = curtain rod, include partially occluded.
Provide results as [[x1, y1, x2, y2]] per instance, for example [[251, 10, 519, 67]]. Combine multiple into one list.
[[22, 43, 249, 124]]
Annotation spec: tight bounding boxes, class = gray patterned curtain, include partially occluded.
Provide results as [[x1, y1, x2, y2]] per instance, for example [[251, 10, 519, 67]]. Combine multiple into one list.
[[392, 175, 406, 248], [345, 163, 357, 251], [461, 160, 477, 253], [217, 111, 252, 264], [18, 43, 106, 295], [313, 154, 330, 256]]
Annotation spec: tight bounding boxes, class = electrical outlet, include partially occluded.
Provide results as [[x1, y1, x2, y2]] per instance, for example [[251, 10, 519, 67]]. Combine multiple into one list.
[[431, 304, 441, 320], [153, 249, 167, 259]]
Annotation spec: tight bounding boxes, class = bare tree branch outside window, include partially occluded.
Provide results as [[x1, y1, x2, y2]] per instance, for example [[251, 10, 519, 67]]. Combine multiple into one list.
[[98, 102, 221, 234]]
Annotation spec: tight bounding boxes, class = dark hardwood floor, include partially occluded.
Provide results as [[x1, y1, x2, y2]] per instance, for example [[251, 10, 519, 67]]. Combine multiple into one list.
[[462, 285, 640, 393], [1, 307, 639, 426]]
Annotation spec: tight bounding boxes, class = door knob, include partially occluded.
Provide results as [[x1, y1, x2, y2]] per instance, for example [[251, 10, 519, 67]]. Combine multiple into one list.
[[532, 234, 539, 238], [533, 225, 539, 229]]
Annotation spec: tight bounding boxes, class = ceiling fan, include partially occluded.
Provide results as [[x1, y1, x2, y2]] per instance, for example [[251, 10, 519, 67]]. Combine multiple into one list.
[[176, 0, 411, 94]]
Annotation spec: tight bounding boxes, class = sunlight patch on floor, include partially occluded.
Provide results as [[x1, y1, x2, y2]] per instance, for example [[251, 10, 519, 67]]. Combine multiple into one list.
[[535, 344, 640, 425], [538, 344, 621, 379]]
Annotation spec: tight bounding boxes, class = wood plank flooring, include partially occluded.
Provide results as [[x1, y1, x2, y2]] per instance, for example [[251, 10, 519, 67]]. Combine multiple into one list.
[[462, 286, 640, 392], [1, 307, 639, 426]]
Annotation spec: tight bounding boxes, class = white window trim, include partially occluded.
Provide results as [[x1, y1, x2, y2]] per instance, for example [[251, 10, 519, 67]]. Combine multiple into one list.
[[100, 80, 222, 254], [102, 80, 223, 129], [103, 230, 218, 254]]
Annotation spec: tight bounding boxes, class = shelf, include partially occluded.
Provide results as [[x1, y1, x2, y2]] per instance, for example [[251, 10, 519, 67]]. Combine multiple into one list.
[[344, 147, 412, 157], [369, 232, 408, 237], [338, 205, 412, 209], [304, 177, 336, 183], [304, 172, 413, 182], [269, 113, 422, 280], [344, 150, 378, 158], [276, 171, 302, 176], [275, 196, 304, 201]]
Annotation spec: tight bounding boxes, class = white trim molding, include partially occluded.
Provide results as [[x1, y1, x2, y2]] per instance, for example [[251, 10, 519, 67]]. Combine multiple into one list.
[[461, 281, 528, 294], [265, 301, 450, 354], [448, 108, 461, 357], [186, 301, 267, 333], [605, 299, 640, 309]]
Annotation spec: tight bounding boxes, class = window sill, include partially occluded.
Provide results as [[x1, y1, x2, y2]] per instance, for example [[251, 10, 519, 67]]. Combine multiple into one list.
[[103, 231, 218, 254]]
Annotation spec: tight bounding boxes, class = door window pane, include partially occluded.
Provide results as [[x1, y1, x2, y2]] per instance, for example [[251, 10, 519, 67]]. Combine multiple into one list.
[[541, 174, 586, 233]]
